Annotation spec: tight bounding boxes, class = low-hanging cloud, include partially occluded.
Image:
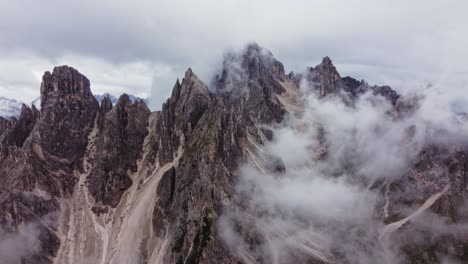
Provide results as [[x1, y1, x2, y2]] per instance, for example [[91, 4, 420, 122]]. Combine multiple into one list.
[[219, 66, 468, 263], [0, 222, 42, 264]]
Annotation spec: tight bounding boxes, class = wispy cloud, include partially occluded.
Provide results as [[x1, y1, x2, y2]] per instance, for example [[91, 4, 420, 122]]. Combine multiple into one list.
[[219, 59, 468, 263]]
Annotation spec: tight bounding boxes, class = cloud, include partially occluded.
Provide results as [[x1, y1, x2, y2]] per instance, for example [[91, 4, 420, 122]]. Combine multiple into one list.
[[219, 58, 468, 263], [0, 211, 60, 263], [1, 0, 468, 108], [0, 222, 42, 264]]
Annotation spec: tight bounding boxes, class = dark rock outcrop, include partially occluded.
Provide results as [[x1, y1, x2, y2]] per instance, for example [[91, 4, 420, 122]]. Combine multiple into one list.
[[307, 60, 400, 106], [37, 66, 99, 168], [372, 85, 400, 105], [1, 104, 39, 147], [88, 94, 150, 207], [0, 116, 9, 135], [0, 66, 99, 264], [96, 94, 113, 131], [306, 56, 345, 97], [213, 43, 287, 125]]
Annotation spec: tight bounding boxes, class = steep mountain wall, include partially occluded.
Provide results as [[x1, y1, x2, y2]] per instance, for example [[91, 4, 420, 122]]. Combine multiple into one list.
[[0, 45, 466, 264]]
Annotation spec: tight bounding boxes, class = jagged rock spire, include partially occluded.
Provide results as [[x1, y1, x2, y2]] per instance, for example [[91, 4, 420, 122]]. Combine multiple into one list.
[[40, 65, 95, 109], [1, 104, 39, 147], [166, 68, 211, 136], [97, 94, 113, 131], [213, 43, 286, 97], [35, 65, 99, 165], [306, 56, 345, 97], [212, 43, 287, 124], [88, 93, 150, 207]]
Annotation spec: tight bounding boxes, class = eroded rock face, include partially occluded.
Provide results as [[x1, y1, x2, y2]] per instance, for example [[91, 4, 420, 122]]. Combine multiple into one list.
[[96, 94, 113, 131], [340, 80, 400, 106], [307, 60, 400, 106], [38, 66, 99, 167], [88, 94, 150, 207], [0, 66, 99, 264], [213, 43, 287, 124], [0, 116, 9, 135], [0, 44, 466, 264], [168, 68, 212, 138], [306, 56, 346, 97], [1, 104, 39, 147], [138, 67, 244, 263], [382, 145, 468, 262], [153, 98, 245, 263]]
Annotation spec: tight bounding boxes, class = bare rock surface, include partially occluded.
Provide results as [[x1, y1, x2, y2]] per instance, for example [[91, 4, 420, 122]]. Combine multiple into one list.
[[0, 66, 99, 264], [0, 45, 466, 264]]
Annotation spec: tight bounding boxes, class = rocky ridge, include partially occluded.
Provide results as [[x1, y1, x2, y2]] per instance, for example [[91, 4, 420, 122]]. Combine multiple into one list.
[[0, 45, 466, 264]]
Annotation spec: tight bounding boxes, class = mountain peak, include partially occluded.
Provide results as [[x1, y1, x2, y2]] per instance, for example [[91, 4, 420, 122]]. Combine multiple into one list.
[[40, 65, 95, 109], [315, 56, 337, 72], [321, 56, 333, 66], [41, 65, 90, 95], [185, 67, 194, 78], [244, 42, 270, 57], [34, 66, 99, 164], [213, 43, 285, 98], [101, 94, 113, 111], [306, 56, 344, 97], [117, 93, 131, 105]]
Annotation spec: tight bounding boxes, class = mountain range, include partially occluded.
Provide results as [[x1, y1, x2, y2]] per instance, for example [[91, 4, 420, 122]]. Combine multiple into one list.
[[0, 44, 466, 264], [0, 94, 146, 119]]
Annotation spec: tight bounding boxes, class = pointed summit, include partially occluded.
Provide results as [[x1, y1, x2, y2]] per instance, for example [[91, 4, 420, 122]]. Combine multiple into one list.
[[321, 56, 333, 66], [314, 56, 338, 74], [41, 66, 92, 97], [185, 67, 194, 79], [40, 65, 98, 110], [34, 66, 99, 165], [97, 94, 113, 131], [244, 42, 270, 58], [163, 68, 211, 137], [213, 43, 286, 97], [2, 104, 39, 147], [101, 94, 113, 110], [306, 56, 345, 97]]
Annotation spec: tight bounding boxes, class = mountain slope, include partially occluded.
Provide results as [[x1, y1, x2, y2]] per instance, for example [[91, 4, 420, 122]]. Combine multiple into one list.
[[0, 44, 467, 264]]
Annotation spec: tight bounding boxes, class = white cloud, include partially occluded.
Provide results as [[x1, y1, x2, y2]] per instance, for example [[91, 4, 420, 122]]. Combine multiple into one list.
[[0, 0, 467, 109], [0, 222, 41, 263], [219, 59, 468, 263]]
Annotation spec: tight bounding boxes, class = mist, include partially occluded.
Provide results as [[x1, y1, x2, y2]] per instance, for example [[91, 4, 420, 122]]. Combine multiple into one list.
[[219, 63, 468, 263], [0, 222, 42, 264]]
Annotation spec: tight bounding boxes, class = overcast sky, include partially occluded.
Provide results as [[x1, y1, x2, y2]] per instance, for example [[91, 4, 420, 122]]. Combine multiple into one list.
[[0, 0, 467, 109]]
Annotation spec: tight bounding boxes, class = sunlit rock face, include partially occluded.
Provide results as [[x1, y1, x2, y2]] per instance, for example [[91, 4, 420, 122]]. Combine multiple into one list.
[[0, 44, 467, 264]]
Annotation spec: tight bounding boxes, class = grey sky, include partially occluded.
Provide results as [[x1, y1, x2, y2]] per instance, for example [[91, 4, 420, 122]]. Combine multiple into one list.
[[0, 0, 467, 109]]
